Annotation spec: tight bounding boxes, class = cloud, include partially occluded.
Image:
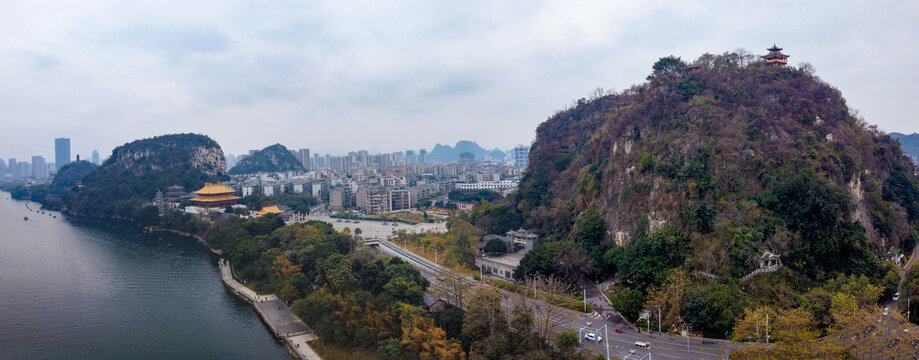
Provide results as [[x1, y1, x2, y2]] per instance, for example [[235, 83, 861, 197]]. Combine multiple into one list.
[[0, 0, 917, 160]]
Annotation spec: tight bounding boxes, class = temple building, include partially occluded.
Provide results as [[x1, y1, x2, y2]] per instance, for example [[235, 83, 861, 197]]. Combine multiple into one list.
[[762, 44, 789, 67], [191, 183, 240, 209], [255, 205, 283, 217]]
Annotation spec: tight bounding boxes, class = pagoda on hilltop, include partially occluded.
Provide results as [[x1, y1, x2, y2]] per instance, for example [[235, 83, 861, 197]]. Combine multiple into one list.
[[191, 182, 240, 209], [762, 44, 789, 67]]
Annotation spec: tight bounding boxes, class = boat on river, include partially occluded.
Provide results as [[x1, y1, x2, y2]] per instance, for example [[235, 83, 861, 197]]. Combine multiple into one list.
[[23, 216, 28, 221]]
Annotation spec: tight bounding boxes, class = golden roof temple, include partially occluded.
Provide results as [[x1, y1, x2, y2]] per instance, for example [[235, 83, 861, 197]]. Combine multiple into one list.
[[762, 44, 789, 67], [255, 205, 283, 217], [191, 183, 240, 208]]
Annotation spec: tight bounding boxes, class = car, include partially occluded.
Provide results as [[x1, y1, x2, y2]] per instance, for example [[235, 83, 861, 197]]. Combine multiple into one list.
[[635, 341, 651, 349], [584, 332, 602, 342], [894, 292, 901, 301], [615, 328, 623, 333], [884, 307, 890, 316]]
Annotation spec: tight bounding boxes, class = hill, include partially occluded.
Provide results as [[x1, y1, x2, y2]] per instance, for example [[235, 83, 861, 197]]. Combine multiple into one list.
[[228, 144, 304, 175], [65, 133, 226, 218], [426, 140, 506, 163], [507, 52, 919, 336], [890, 132, 919, 162], [51, 160, 98, 192]]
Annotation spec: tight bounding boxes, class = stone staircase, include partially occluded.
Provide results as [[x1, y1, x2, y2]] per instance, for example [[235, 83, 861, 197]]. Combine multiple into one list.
[[741, 265, 780, 283]]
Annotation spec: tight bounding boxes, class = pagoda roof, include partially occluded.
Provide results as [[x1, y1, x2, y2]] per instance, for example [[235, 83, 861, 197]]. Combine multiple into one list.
[[256, 205, 284, 216], [195, 182, 236, 195], [191, 194, 241, 203], [767, 44, 783, 52]]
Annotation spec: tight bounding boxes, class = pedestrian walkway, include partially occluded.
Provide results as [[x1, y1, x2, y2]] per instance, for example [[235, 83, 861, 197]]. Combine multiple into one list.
[[219, 259, 321, 360]]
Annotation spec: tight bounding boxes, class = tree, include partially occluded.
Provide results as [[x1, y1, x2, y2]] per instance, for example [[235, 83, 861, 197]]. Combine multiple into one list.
[[484, 238, 507, 254], [400, 313, 463, 360], [462, 287, 506, 346], [556, 329, 579, 351], [523, 274, 575, 339], [612, 288, 645, 322], [316, 253, 356, 292], [385, 276, 425, 305], [647, 55, 686, 80], [135, 205, 161, 228], [431, 266, 469, 308], [643, 269, 689, 331]]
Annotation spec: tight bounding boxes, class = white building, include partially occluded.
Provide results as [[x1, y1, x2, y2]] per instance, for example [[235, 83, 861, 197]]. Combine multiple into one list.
[[455, 179, 518, 191]]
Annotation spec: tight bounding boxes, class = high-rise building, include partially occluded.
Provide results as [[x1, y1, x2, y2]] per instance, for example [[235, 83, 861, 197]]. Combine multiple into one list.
[[419, 149, 427, 164], [55, 138, 71, 171], [31, 156, 46, 179], [513, 145, 529, 168], [91, 149, 100, 165], [8, 158, 17, 178], [0, 159, 5, 177], [17, 162, 30, 179], [313, 153, 321, 169], [298, 148, 310, 170]]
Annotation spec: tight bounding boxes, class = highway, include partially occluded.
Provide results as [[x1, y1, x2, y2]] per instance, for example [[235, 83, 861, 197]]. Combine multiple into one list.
[[370, 237, 730, 359]]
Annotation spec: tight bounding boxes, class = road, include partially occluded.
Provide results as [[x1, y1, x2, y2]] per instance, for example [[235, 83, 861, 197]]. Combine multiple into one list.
[[294, 214, 448, 240], [371, 237, 729, 359]]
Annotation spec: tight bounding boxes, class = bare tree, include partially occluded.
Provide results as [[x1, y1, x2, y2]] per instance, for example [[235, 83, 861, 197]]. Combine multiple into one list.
[[431, 265, 469, 308], [522, 274, 576, 339]]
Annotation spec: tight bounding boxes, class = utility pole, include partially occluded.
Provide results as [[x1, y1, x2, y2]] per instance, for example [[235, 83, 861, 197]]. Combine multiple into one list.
[[605, 315, 610, 360], [656, 304, 661, 336], [583, 285, 587, 313], [765, 314, 770, 344]]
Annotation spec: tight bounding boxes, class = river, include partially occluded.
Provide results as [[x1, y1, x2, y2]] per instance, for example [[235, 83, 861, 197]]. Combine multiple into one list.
[[0, 192, 291, 359]]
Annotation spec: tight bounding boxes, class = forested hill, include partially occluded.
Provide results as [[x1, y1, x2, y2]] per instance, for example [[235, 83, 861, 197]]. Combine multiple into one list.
[[511, 52, 919, 292], [228, 143, 304, 175], [890, 132, 919, 161], [65, 133, 226, 218]]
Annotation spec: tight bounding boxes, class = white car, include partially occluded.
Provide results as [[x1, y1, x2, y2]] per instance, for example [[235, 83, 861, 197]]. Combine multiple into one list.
[[893, 292, 901, 301], [884, 307, 890, 316], [584, 332, 603, 342]]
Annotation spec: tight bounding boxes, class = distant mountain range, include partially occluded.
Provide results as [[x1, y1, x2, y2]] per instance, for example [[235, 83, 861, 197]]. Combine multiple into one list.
[[426, 140, 506, 163], [890, 132, 919, 162]]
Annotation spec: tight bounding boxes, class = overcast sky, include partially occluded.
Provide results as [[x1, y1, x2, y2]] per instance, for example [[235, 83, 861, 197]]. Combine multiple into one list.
[[1, 0, 917, 161]]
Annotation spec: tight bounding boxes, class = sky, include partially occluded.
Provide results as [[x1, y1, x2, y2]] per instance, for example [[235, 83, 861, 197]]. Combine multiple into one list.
[[1, 0, 918, 161]]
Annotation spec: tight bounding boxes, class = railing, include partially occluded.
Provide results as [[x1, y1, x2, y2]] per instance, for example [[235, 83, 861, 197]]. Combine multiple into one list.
[[741, 265, 780, 283]]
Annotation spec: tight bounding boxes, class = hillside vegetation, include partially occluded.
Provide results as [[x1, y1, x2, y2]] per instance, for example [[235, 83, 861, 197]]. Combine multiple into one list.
[[65, 133, 225, 218], [228, 143, 304, 175], [507, 51, 919, 336]]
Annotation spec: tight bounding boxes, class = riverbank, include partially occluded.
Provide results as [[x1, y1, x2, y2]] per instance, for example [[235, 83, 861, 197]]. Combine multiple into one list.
[[150, 227, 223, 256], [219, 259, 321, 360], [149, 226, 319, 359]]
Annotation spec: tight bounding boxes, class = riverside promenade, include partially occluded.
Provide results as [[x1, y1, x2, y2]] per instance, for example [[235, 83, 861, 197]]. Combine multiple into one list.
[[219, 259, 321, 360]]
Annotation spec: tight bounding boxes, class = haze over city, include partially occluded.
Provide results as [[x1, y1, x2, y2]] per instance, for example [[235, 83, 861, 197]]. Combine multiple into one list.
[[2, 1, 918, 159]]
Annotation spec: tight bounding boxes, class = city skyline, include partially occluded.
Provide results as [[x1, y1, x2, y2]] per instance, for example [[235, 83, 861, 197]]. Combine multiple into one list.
[[2, 1, 918, 160], [0, 136, 515, 165]]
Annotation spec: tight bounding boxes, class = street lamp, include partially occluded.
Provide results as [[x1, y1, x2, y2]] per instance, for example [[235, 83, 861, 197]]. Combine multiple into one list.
[[582, 285, 587, 313], [655, 304, 661, 336]]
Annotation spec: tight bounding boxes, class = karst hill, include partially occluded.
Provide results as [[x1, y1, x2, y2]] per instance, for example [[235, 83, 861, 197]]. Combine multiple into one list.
[[512, 51, 919, 283]]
